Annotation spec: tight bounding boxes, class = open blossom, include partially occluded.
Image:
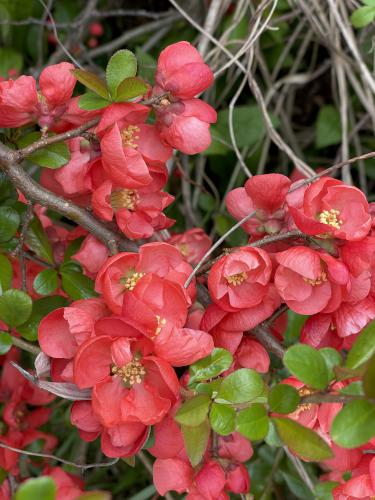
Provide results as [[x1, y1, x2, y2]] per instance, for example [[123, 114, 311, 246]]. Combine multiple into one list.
[[274, 246, 350, 315], [92, 178, 174, 240], [226, 173, 291, 239], [287, 177, 371, 241], [153, 41, 216, 154], [97, 103, 172, 188], [0, 63, 76, 128], [208, 247, 272, 311], [95, 242, 195, 314]]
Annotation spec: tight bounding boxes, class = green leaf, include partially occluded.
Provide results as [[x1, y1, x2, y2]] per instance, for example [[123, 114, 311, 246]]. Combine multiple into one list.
[[33, 269, 58, 296], [284, 311, 308, 344], [75, 493, 111, 500], [0, 254, 13, 293], [0, 47, 23, 78], [78, 92, 111, 111], [0, 331, 12, 355], [216, 368, 264, 404], [189, 348, 233, 386], [135, 48, 157, 81], [346, 320, 375, 369], [17, 296, 67, 341], [72, 69, 109, 99], [363, 353, 375, 398], [61, 270, 97, 300], [15, 476, 56, 500], [315, 481, 340, 500], [268, 384, 300, 414], [0, 206, 20, 242], [283, 343, 329, 390], [350, 5, 375, 28], [340, 381, 364, 396], [175, 395, 211, 426], [273, 417, 333, 461], [18, 132, 70, 169], [195, 379, 222, 397], [315, 105, 342, 149], [319, 347, 342, 381], [181, 419, 210, 467], [25, 217, 54, 264], [209, 403, 236, 435], [237, 404, 269, 440], [115, 77, 148, 102], [215, 105, 278, 148], [331, 400, 375, 448], [0, 289, 32, 327], [106, 49, 137, 98], [280, 471, 315, 500]]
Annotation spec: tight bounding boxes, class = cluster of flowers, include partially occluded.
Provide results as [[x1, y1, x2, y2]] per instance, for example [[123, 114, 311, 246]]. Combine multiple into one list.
[[1, 38, 375, 499]]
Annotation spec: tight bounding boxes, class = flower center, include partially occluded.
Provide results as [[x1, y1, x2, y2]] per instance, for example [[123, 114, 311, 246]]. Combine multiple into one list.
[[121, 125, 140, 148], [318, 209, 342, 230], [110, 189, 139, 211], [154, 315, 167, 336], [225, 272, 248, 286], [121, 271, 145, 291], [303, 270, 327, 286], [111, 357, 146, 387], [295, 386, 316, 413], [177, 243, 189, 258]]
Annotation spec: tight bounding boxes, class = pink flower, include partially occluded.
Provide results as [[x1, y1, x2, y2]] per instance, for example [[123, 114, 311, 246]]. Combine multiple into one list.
[[168, 228, 212, 265]]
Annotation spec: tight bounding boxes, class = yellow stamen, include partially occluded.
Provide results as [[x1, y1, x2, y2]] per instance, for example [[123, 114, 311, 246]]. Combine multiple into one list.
[[121, 125, 140, 148], [110, 189, 139, 211], [303, 270, 327, 286], [294, 386, 316, 414], [154, 315, 167, 337], [225, 272, 248, 286], [111, 358, 146, 387], [318, 209, 343, 230], [177, 243, 189, 258], [121, 271, 145, 291]]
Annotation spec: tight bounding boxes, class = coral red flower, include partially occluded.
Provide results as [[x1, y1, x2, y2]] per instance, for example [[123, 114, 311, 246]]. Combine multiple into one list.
[[92, 178, 174, 240], [168, 228, 212, 265], [226, 173, 291, 238], [72, 234, 109, 279], [95, 242, 195, 314], [74, 335, 179, 426], [274, 246, 349, 315], [208, 247, 272, 311], [287, 177, 371, 241]]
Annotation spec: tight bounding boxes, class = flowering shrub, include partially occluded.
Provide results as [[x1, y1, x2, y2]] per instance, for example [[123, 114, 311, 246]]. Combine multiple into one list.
[[0, 35, 374, 500]]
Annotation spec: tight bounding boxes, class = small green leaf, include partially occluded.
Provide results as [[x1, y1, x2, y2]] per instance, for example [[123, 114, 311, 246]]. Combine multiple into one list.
[[209, 403, 236, 435], [61, 270, 97, 300], [25, 217, 54, 264], [331, 400, 375, 448], [181, 419, 210, 467], [237, 404, 269, 440], [18, 132, 70, 169], [115, 77, 147, 101], [316, 105, 342, 149], [0, 331, 12, 355], [350, 5, 375, 28], [78, 92, 111, 111], [0, 289, 32, 327], [363, 353, 375, 398], [0, 206, 20, 242], [273, 417, 333, 461], [189, 348, 233, 386], [33, 269, 58, 296], [15, 476, 56, 500], [283, 344, 329, 390], [216, 368, 264, 404], [17, 296, 67, 341], [268, 384, 300, 414], [122, 456, 136, 467], [284, 311, 308, 344], [315, 481, 340, 500], [106, 49, 137, 98], [0, 254, 13, 293], [319, 347, 342, 381], [346, 320, 375, 369], [72, 69, 109, 99], [175, 395, 211, 426], [340, 381, 364, 396], [195, 380, 222, 397]]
